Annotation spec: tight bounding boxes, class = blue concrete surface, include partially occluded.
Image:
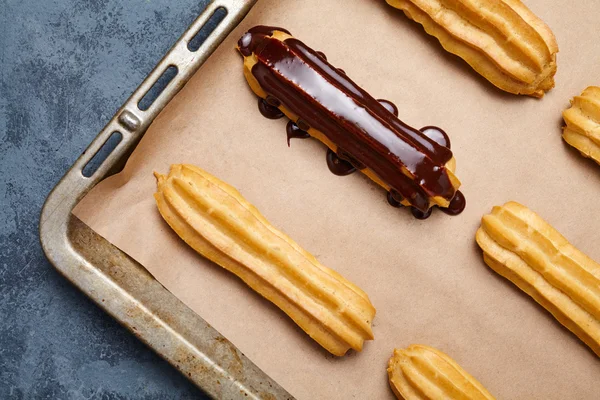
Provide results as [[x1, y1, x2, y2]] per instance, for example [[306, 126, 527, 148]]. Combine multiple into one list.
[[0, 1, 214, 398]]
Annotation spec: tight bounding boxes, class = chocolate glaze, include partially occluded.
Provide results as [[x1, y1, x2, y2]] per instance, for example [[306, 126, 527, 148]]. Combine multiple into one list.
[[238, 26, 291, 57], [286, 121, 310, 146], [316, 51, 327, 60], [238, 27, 464, 216], [326, 149, 357, 176], [378, 99, 399, 117], [258, 98, 284, 119]]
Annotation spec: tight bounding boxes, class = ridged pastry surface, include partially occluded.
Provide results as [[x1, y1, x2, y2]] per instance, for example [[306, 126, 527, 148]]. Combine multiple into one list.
[[154, 164, 375, 356], [387, 345, 495, 400], [476, 201, 600, 357], [386, 0, 558, 97], [563, 86, 600, 165]]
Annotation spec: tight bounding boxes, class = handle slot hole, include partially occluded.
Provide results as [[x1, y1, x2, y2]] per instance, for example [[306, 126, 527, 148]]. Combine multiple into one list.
[[137, 65, 179, 111], [187, 7, 228, 52], [82, 131, 123, 178]]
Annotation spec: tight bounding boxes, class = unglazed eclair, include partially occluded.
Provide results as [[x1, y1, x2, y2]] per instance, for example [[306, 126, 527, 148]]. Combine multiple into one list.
[[388, 345, 495, 400], [237, 26, 464, 219], [562, 86, 600, 165], [476, 202, 600, 357], [154, 164, 376, 356], [385, 0, 558, 97]]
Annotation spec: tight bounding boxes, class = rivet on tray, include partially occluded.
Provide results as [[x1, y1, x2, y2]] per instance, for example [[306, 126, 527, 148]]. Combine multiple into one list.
[[118, 110, 141, 132]]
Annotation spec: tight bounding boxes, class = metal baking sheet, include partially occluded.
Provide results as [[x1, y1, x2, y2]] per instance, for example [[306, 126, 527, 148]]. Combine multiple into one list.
[[39, 1, 293, 398]]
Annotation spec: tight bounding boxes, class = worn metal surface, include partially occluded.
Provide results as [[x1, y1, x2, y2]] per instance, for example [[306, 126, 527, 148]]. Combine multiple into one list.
[[1, 1, 210, 397], [38, 0, 294, 398]]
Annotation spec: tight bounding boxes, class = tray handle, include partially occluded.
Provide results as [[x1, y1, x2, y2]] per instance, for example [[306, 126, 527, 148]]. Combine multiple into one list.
[[50, 0, 252, 203], [41, 1, 294, 398]]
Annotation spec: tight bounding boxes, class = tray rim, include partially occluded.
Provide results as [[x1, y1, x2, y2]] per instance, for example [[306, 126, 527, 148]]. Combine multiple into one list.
[[39, 1, 294, 399]]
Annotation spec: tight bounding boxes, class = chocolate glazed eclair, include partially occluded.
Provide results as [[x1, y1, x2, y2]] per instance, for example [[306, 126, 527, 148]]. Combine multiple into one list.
[[237, 26, 465, 219]]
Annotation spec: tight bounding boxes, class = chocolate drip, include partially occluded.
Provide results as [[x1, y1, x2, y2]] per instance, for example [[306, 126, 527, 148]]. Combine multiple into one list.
[[338, 69, 346, 74], [441, 190, 466, 215], [258, 98, 284, 119], [316, 51, 327, 60], [420, 126, 451, 149], [286, 121, 310, 146], [388, 189, 464, 219], [337, 148, 365, 170], [326, 149, 356, 176], [389, 189, 464, 219], [411, 207, 433, 220], [239, 27, 464, 216], [378, 99, 399, 117], [387, 190, 404, 208], [296, 119, 310, 131]]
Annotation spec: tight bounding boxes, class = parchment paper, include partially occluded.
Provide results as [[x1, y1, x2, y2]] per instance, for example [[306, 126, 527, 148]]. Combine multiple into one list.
[[74, 0, 600, 398]]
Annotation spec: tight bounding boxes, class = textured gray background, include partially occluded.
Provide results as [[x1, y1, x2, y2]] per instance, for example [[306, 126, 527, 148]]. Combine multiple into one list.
[[0, 0, 213, 398]]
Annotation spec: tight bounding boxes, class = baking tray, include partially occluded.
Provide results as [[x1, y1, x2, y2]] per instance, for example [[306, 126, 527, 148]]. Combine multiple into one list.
[[39, 1, 294, 398]]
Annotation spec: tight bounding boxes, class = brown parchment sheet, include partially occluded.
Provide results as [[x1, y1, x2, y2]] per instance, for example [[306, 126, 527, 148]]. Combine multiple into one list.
[[74, 0, 600, 398]]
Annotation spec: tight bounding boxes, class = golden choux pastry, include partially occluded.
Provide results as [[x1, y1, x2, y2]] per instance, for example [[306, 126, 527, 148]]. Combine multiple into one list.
[[385, 0, 558, 97], [154, 164, 375, 356], [476, 201, 600, 357], [387, 345, 495, 400], [237, 26, 465, 220], [562, 86, 600, 165]]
